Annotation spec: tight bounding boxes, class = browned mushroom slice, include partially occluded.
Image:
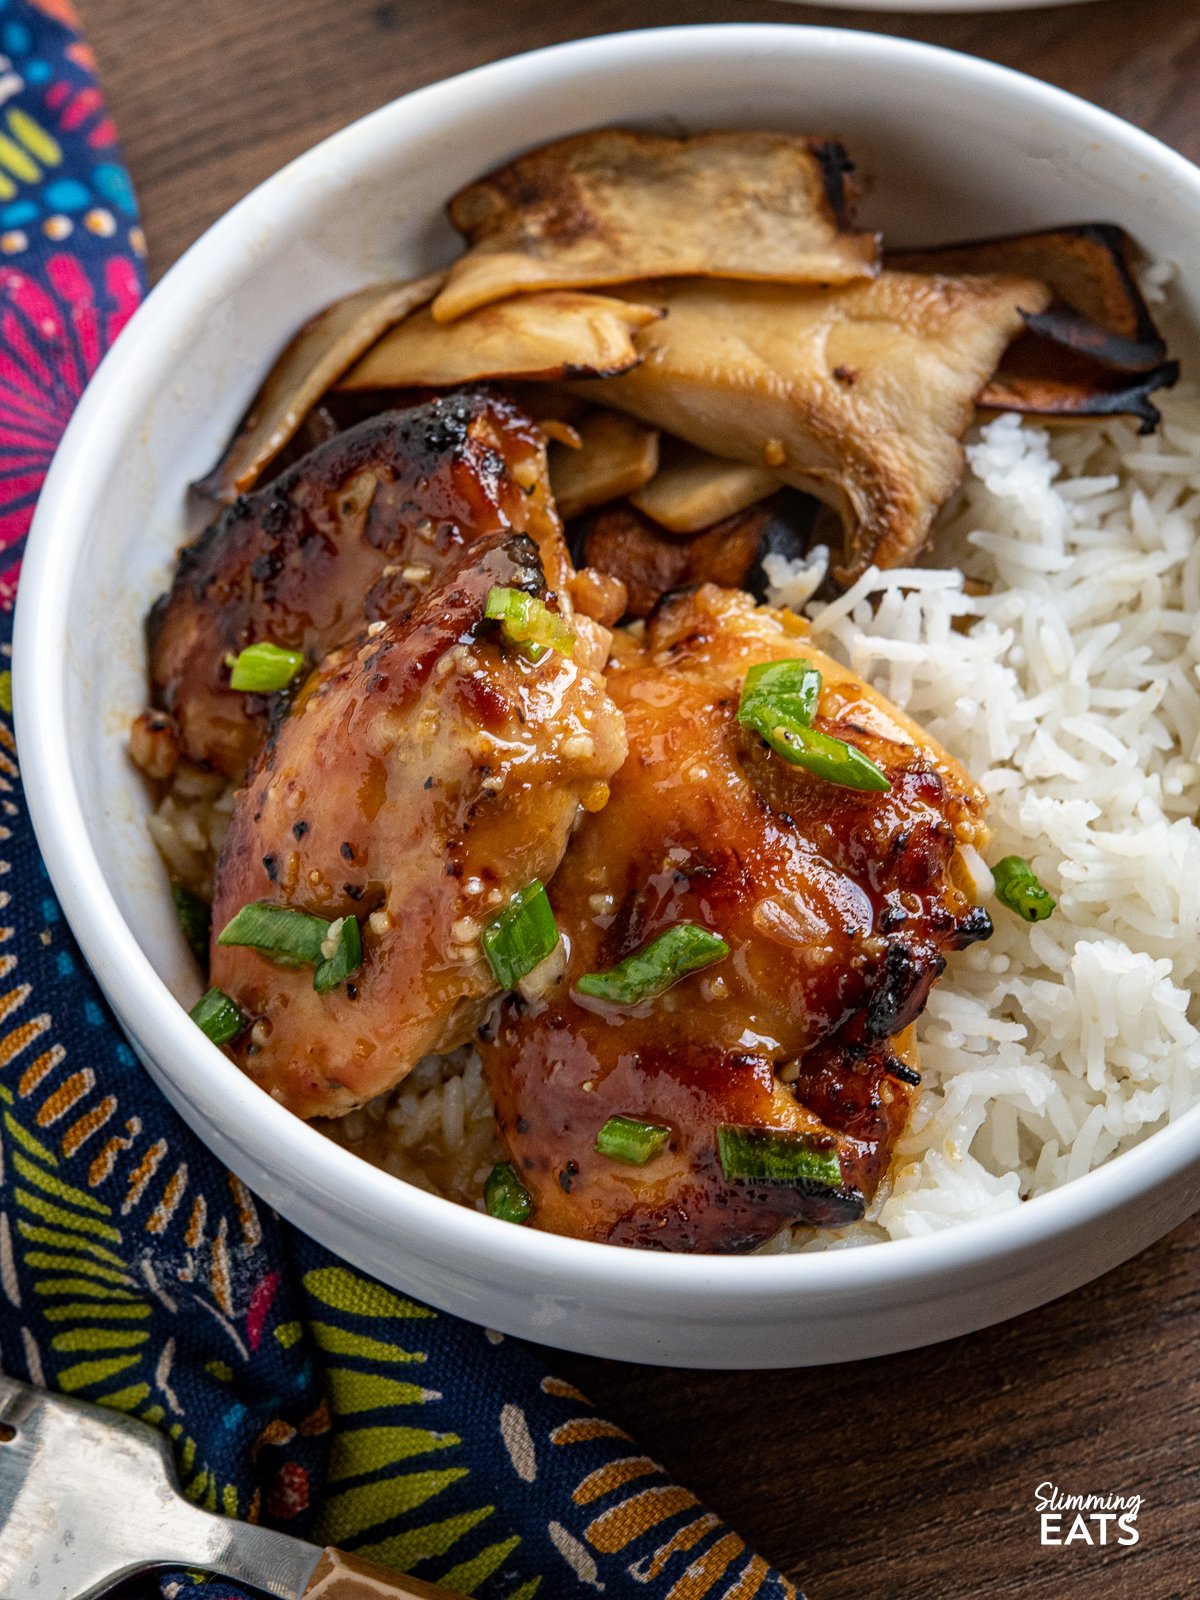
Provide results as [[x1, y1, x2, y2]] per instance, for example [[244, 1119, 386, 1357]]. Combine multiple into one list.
[[198, 273, 444, 502], [337, 291, 661, 389], [892, 225, 1166, 371], [433, 129, 880, 323], [576, 272, 1049, 582], [579, 493, 815, 618], [978, 332, 1178, 434], [548, 408, 659, 520], [629, 439, 782, 535]]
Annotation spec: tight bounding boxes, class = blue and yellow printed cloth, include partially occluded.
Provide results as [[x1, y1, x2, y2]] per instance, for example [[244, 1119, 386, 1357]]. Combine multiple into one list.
[[0, 5, 799, 1597]]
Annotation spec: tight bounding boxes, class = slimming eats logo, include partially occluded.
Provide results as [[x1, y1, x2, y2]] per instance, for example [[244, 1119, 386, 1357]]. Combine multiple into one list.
[[1035, 1482, 1143, 1546]]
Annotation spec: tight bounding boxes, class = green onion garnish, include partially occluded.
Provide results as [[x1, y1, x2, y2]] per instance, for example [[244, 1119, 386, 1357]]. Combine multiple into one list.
[[576, 923, 728, 1006], [172, 883, 211, 969], [763, 723, 891, 791], [217, 901, 363, 992], [218, 901, 329, 965], [189, 986, 246, 1045], [737, 659, 890, 792], [992, 856, 1056, 922], [485, 1161, 533, 1224], [484, 586, 575, 660], [314, 915, 364, 994], [738, 658, 822, 735], [227, 641, 305, 693], [595, 1115, 671, 1166], [716, 1125, 844, 1189], [481, 880, 559, 990]]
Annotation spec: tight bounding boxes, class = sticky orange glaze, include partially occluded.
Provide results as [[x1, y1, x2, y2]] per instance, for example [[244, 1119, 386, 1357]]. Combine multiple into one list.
[[480, 585, 990, 1251], [147, 391, 570, 780], [209, 529, 626, 1119]]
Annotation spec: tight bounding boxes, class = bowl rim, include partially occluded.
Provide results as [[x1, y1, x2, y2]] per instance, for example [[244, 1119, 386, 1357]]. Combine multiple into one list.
[[15, 20, 1200, 1304]]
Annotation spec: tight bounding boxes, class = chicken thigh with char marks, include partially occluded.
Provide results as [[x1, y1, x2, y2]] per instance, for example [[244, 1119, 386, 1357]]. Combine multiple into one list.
[[209, 528, 626, 1120], [480, 586, 992, 1251], [139, 392, 575, 782]]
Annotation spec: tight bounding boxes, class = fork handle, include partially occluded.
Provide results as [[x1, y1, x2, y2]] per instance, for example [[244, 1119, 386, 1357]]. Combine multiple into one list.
[[302, 1546, 466, 1599]]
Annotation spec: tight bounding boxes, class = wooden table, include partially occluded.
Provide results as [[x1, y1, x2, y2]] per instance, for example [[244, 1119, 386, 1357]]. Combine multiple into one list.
[[79, 2, 1200, 1596]]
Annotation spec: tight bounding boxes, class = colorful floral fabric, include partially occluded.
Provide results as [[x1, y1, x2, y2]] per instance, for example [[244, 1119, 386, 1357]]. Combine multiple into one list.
[[0, 6, 799, 1597]]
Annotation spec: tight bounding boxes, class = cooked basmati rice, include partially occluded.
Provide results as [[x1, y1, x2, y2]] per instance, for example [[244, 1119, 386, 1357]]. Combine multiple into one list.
[[763, 386, 1200, 1248], [318, 1046, 501, 1205], [147, 762, 234, 898]]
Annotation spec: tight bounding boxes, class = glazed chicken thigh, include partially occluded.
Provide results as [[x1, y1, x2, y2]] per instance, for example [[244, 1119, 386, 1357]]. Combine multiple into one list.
[[140, 392, 572, 781], [209, 530, 626, 1119], [480, 586, 992, 1250]]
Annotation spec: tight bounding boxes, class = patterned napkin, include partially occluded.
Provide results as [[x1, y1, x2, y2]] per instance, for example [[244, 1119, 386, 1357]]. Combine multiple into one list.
[[0, 6, 799, 1598]]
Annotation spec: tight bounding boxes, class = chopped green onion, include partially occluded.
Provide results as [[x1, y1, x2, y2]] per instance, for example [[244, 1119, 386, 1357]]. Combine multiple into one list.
[[992, 855, 1056, 922], [595, 1115, 671, 1166], [485, 1161, 533, 1224], [576, 923, 728, 1006], [314, 915, 363, 994], [716, 1125, 844, 1189], [481, 880, 559, 990], [217, 901, 329, 966], [737, 661, 890, 792], [189, 986, 246, 1046], [172, 883, 211, 970], [737, 658, 822, 737], [764, 723, 891, 792], [218, 901, 363, 992], [227, 641, 305, 693], [484, 586, 575, 660]]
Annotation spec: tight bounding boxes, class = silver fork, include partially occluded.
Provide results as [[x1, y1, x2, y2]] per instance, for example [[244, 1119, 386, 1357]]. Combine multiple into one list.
[[0, 1372, 464, 1599]]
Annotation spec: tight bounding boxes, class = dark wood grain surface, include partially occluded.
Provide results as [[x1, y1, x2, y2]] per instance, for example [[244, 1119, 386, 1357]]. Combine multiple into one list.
[[77, 1, 1200, 1595]]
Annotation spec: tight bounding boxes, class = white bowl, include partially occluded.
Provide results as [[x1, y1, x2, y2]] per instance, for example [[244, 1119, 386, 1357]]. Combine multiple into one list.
[[15, 25, 1200, 1369], [786, 1, 1096, 10]]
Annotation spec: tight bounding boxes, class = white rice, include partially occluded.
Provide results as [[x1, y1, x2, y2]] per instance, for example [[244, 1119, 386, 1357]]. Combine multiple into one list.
[[147, 761, 234, 897], [319, 1046, 501, 1206], [763, 386, 1200, 1249]]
